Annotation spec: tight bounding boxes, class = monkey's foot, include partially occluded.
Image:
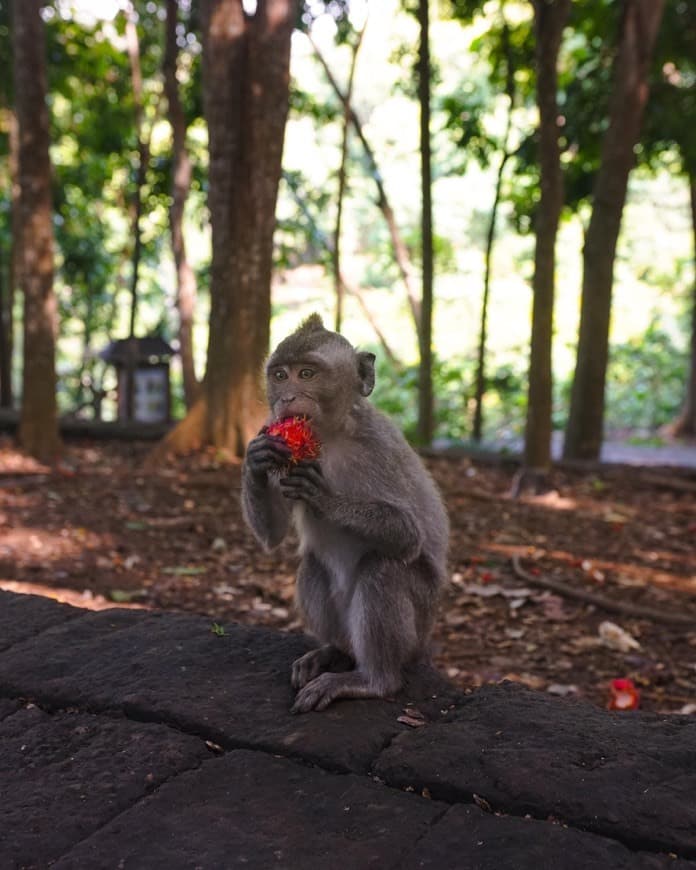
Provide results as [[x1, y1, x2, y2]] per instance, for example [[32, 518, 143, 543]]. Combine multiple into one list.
[[291, 645, 353, 690], [291, 670, 399, 714]]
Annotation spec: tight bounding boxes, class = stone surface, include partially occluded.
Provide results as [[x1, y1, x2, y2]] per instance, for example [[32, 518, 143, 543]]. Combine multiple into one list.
[[53, 753, 694, 870], [0, 697, 20, 720], [0, 590, 77, 651], [402, 804, 691, 870], [0, 594, 433, 773], [54, 750, 444, 870], [0, 704, 208, 868], [2, 590, 696, 869], [374, 682, 696, 857]]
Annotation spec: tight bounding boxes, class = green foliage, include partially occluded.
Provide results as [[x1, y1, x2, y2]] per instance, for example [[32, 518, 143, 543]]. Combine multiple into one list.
[[276, 171, 335, 270], [642, 0, 696, 174], [371, 351, 528, 444], [297, 1, 352, 38], [605, 320, 688, 432], [1, 0, 693, 446]]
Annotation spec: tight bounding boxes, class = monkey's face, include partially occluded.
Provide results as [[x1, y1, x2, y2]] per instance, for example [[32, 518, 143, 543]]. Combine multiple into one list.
[[266, 344, 357, 437], [265, 317, 376, 439]]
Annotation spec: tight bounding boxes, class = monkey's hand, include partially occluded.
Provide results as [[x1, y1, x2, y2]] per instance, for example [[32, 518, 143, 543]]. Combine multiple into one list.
[[243, 432, 292, 482], [278, 460, 331, 507]]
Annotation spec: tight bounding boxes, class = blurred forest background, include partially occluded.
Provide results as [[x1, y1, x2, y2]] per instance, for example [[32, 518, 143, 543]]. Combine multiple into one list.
[[0, 0, 694, 468], [1, 0, 696, 713]]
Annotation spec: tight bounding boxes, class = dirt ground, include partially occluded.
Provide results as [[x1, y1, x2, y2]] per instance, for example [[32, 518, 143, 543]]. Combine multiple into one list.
[[1, 438, 695, 715]]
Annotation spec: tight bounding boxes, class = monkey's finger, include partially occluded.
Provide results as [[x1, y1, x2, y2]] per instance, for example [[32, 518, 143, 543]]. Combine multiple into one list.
[[246, 444, 292, 469], [295, 459, 323, 474], [291, 673, 337, 713], [248, 446, 290, 464], [284, 465, 327, 491], [279, 480, 315, 501], [248, 437, 291, 458], [291, 690, 317, 714]]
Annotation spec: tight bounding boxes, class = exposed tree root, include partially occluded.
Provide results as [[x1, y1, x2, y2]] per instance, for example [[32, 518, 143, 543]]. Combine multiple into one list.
[[145, 398, 206, 467], [511, 554, 696, 627]]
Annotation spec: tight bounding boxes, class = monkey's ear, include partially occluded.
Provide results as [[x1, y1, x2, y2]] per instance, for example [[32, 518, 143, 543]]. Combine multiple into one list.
[[357, 351, 376, 396]]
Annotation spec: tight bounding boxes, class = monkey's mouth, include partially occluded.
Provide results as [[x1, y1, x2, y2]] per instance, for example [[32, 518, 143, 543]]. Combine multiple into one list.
[[275, 413, 312, 423]]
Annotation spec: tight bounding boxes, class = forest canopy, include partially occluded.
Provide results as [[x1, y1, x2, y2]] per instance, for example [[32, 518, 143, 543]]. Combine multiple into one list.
[[0, 0, 694, 466]]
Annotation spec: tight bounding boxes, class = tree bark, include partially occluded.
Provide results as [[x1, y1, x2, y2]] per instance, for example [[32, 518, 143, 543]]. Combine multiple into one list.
[[0, 110, 18, 408], [164, 0, 200, 409], [670, 170, 696, 438], [125, 6, 148, 344], [0, 247, 10, 408], [417, 0, 434, 446], [123, 5, 152, 423], [13, 0, 61, 461], [154, 0, 296, 460], [563, 0, 666, 460], [522, 0, 571, 477], [472, 13, 514, 443]]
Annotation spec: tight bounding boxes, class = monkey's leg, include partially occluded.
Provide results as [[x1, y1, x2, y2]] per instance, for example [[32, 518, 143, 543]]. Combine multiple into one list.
[[291, 645, 354, 689], [292, 553, 353, 690], [292, 555, 419, 713]]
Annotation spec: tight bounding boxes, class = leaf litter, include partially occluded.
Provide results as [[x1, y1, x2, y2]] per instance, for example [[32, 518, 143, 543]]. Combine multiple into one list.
[[1, 440, 695, 714]]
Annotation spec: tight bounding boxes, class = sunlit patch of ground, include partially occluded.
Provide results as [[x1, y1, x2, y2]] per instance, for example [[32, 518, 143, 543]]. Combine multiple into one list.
[[0, 579, 149, 611]]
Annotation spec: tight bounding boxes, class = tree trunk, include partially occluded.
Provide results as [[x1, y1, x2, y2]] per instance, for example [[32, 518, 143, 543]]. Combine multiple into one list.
[[13, 0, 61, 461], [0, 110, 18, 408], [417, 0, 434, 446], [563, 0, 666, 460], [0, 247, 10, 408], [670, 170, 696, 438], [522, 0, 571, 477], [154, 0, 296, 460], [472, 13, 514, 443], [124, 7, 150, 422], [164, 0, 200, 409]]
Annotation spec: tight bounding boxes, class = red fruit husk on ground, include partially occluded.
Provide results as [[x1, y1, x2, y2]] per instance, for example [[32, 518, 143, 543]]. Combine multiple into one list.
[[607, 678, 640, 711], [266, 416, 321, 464]]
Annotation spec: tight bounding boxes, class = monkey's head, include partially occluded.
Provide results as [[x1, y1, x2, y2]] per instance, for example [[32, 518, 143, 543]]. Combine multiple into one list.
[[265, 314, 376, 437]]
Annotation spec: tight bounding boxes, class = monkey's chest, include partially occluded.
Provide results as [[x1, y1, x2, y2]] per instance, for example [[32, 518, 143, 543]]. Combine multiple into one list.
[[293, 506, 366, 598]]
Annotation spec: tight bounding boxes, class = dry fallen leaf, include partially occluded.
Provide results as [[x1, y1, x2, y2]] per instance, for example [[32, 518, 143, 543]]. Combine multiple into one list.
[[397, 707, 427, 728], [547, 683, 579, 697], [599, 621, 641, 653], [473, 793, 493, 813]]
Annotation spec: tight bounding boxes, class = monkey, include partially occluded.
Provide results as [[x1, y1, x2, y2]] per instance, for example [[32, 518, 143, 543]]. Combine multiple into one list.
[[241, 314, 449, 713]]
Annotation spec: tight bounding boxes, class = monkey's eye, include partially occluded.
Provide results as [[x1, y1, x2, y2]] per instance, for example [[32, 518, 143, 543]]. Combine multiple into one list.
[[273, 370, 288, 381], [298, 368, 315, 380]]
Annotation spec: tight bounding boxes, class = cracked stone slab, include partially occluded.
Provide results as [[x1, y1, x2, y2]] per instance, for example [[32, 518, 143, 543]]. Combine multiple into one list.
[[0, 590, 78, 651], [0, 704, 209, 869], [54, 749, 445, 870], [374, 682, 696, 859], [53, 750, 696, 870], [0, 593, 442, 773], [401, 805, 696, 870]]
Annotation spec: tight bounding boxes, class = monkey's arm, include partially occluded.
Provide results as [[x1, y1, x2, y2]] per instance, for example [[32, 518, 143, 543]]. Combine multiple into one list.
[[279, 462, 422, 561], [241, 433, 292, 550]]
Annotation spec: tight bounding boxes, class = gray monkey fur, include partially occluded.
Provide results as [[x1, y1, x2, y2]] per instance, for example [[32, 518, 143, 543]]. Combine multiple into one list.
[[241, 313, 449, 713]]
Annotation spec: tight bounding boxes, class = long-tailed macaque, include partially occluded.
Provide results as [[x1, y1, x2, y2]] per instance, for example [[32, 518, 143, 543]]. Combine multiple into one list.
[[241, 314, 449, 713]]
